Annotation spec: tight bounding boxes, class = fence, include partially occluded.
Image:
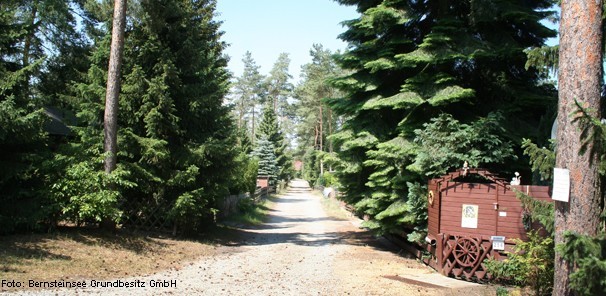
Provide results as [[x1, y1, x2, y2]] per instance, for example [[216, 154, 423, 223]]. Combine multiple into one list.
[[120, 186, 276, 233]]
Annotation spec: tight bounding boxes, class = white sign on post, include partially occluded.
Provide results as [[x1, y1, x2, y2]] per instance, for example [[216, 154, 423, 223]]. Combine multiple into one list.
[[552, 168, 570, 202], [491, 236, 506, 251]]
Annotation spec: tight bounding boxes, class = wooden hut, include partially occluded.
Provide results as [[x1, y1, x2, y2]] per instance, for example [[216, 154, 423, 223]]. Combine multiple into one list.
[[425, 168, 552, 281]]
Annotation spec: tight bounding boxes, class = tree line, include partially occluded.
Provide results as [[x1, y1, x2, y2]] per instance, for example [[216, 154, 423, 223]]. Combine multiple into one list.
[[0, 0, 274, 234]]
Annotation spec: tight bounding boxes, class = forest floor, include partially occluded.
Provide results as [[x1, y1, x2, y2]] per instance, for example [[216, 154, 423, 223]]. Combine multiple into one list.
[[1, 180, 497, 295]]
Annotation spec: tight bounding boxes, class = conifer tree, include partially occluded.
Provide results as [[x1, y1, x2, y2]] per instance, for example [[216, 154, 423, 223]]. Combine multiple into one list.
[[257, 104, 292, 181], [250, 135, 279, 185], [120, 0, 237, 231], [294, 44, 342, 183], [329, 0, 557, 238], [553, 1, 603, 294], [52, 0, 237, 231], [265, 53, 293, 117], [0, 0, 86, 232], [233, 51, 265, 144]]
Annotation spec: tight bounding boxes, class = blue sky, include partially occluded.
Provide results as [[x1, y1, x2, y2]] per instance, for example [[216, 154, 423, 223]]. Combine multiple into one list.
[[215, 0, 358, 82]]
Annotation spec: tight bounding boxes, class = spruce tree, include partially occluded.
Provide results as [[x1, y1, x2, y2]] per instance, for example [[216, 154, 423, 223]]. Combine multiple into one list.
[[329, 0, 557, 238], [251, 135, 279, 185], [52, 0, 237, 232], [0, 0, 84, 232], [120, 0, 237, 231], [257, 104, 292, 181]]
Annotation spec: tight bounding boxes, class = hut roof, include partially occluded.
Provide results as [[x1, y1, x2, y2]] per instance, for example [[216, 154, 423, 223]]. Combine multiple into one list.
[[431, 168, 509, 188]]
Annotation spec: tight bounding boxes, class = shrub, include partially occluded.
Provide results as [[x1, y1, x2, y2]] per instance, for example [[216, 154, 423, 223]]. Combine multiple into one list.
[[484, 231, 554, 296]]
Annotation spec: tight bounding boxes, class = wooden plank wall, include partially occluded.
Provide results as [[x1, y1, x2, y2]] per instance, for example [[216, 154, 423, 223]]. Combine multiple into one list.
[[439, 182, 498, 238], [435, 182, 552, 240], [498, 185, 551, 240]]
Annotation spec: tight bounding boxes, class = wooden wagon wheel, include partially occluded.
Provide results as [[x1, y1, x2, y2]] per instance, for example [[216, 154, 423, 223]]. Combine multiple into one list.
[[427, 190, 435, 206], [452, 237, 481, 267]]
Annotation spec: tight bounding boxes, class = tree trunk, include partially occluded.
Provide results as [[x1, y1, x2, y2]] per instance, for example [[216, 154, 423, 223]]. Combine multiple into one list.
[[251, 105, 255, 145], [21, 0, 38, 99], [102, 0, 127, 230], [273, 94, 277, 114], [553, 1, 603, 295], [238, 100, 243, 130], [328, 107, 333, 172], [319, 103, 324, 175]]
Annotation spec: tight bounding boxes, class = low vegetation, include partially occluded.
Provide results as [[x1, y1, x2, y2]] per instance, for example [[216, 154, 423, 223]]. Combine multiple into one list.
[[222, 196, 277, 226]]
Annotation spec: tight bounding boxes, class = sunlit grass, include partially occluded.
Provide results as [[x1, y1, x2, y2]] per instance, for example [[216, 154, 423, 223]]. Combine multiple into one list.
[[223, 195, 277, 226], [317, 190, 352, 220]]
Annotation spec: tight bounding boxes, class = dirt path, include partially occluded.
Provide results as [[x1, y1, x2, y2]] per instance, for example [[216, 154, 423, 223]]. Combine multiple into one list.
[[4, 180, 494, 295]]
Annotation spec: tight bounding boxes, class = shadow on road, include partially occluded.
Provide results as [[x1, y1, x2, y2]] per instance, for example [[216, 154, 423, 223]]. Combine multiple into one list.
[[213, 180, 415, 258]]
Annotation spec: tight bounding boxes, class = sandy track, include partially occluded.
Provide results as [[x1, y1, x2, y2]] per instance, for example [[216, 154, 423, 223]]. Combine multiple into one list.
[[4, 180, 493, 296]]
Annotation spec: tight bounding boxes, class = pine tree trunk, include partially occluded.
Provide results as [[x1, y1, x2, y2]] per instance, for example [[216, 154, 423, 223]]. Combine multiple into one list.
[[238, 100, 243, 130], [252, 106, 255, 145], [104, 0, 127, 174], [553, 1, 603, 295], [328, 107, 333, 172], [101, 0, 127, 230], [319, 103, 324, 175], [21, 1, 38, 99]]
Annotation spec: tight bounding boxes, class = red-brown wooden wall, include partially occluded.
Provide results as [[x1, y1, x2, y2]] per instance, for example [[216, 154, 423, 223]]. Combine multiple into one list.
[[428, 180, 551, 241]]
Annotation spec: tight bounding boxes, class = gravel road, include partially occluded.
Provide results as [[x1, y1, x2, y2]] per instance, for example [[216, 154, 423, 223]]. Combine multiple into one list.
[[3, 180, 494, 296]]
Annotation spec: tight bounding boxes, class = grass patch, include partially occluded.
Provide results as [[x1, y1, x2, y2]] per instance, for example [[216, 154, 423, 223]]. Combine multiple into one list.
[[222, 195, 277, 226], [317, 191, 352, 220], [0, 227, 225, 292]]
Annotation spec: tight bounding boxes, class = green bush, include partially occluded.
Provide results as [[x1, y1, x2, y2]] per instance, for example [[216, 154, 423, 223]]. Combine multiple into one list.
[[484, 231, 554, 296], [315, 172, 337, 187], [228, 153, 258, 196], [237, 197, 255, 213]]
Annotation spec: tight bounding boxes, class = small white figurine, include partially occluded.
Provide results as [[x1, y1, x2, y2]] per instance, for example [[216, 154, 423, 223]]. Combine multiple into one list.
[[510, 172, 521, 186], [462, 161, 469, 176]]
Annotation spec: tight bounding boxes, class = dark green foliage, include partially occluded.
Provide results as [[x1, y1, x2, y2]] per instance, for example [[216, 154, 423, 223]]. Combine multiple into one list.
[[521, 138, 555, 181], [329, 0, 557, 241], [571, 100, 606, 174], [411, 113, 516, 177], [300, 147, 321, 185], [0, 1, 66, 233], [229, 153, 258, 196], [556, 232, 606, 295], [525, 45, 559, 76], [49, 34, 130, 224], [47, 0, 239, 233], [516, 190, 555, 235], [317, 172, 339, 187], [121, 0, 237, 231], [0, 0, 254, 234]]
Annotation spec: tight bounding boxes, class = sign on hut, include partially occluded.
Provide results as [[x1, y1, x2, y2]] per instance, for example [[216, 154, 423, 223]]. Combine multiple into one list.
[[424, 168, 552, 281]]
